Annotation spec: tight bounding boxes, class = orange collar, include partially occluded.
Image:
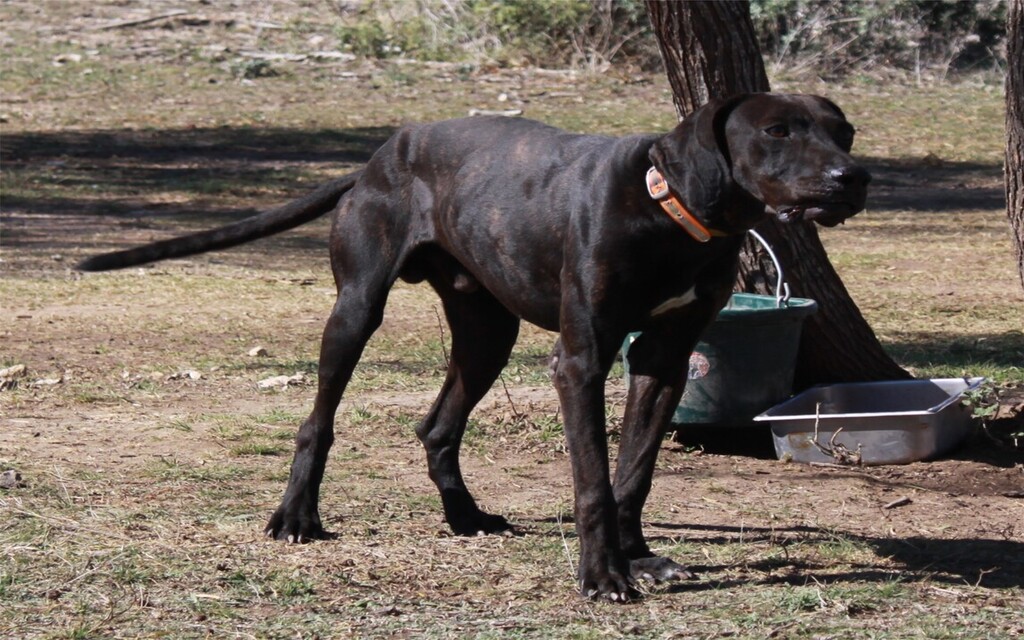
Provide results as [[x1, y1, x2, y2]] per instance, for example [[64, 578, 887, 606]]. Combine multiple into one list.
[[645, 166, 727, 242]]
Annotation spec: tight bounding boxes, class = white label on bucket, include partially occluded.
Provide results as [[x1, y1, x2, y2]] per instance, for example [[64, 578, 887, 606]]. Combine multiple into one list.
[[688, 352, 711, 380]]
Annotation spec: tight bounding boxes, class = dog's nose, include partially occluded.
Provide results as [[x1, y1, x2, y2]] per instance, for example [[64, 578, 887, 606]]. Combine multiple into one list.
[[827, 165, 872, 187]]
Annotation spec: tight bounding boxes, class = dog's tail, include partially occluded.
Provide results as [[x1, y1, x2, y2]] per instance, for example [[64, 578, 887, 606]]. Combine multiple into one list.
[[76, 170, 363, 271]]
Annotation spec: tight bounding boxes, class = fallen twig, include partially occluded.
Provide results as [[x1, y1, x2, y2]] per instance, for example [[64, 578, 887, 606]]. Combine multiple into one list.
[[95, 10, 189, 31], [883, 496, 913, 509], [555, 510, 576, 583], [810, 402, 862, 465], [432, 305, 449, 368], [498, 375, 524, 423], [808, 461, 847, 469]]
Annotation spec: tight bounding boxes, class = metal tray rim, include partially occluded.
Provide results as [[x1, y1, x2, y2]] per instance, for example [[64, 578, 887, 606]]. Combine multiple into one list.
[[752, 377, 986, 423]]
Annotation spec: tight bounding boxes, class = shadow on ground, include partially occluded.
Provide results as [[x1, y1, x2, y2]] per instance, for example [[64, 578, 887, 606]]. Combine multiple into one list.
[[863, 157, 1006, 213], [670, 424, 778, 460], [885, 332, 1024, 372], [673, 526, 1024, 591], [529, 518, 1024, 591], [2, 126, 395, 168], [1, 124, 395, 222], [1, 125, 396, 253]]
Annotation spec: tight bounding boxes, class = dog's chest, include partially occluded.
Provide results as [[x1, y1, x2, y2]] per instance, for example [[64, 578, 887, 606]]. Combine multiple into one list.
[[649, 286, 698, 317]]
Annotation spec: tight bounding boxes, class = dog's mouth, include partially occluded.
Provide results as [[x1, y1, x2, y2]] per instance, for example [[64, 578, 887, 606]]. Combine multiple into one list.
[[768, 202, 859, 227]]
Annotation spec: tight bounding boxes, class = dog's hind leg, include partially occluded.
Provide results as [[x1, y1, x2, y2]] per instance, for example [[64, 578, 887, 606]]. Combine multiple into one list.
[[266, 227, 398, 543], [265, 287, 390, 542], [416, 276, 520, 536]]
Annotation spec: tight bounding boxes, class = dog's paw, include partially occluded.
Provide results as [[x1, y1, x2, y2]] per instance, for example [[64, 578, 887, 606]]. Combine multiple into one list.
[[629, 555, 695, 583], [578, 567, 635, 603], [448, 510, 514, 537], [265, 503, 326, 543]]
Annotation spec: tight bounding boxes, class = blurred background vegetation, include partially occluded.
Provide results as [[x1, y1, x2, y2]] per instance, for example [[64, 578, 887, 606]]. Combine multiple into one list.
[[325, 0, 1007, 78]]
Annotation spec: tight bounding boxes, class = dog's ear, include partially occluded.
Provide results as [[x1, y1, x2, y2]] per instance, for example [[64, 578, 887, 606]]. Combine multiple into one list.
[[811, 95, 846, 120], [648, 94, 749, 225], [809, 95, 854, 152]]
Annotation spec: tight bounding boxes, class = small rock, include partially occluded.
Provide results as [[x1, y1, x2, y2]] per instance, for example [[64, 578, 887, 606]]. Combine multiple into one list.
[[52, 53, 82, 65], [31, 376, 63, 387], [0, 364, 27, 390], [468, 108, 523, 117], [1, 469, 23, 489], [248, 346, 270, 357], [168, 370, 202, 381], [309, 51, 355, 62], [257, 372, 306, 390], [0, 364, 26, 378]]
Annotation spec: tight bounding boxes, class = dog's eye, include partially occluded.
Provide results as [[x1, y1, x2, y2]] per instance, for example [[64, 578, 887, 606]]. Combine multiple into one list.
[[764, 124, 789, 138]]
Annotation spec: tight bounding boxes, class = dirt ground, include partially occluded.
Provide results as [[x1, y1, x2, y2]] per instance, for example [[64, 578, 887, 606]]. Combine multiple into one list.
[[2, 2, 1024, 638], [3, 271, 1023, 637]]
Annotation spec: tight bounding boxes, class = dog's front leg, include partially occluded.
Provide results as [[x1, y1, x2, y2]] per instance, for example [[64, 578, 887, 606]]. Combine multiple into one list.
[[613, 312, 718, 584], [552, 312, 633, 602]]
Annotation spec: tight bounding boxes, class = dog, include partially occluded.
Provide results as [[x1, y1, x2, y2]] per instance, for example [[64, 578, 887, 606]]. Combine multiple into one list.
[[78, 93, 870, 601]]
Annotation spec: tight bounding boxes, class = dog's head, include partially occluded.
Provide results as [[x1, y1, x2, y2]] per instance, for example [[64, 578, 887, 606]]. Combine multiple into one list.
[[649, 93, 870, 232]]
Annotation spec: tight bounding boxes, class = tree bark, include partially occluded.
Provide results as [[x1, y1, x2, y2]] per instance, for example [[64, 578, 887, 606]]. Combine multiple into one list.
[[645, 0, 768, 115], [1007, 0, 1024, 291], [645, 0, 910, 387]]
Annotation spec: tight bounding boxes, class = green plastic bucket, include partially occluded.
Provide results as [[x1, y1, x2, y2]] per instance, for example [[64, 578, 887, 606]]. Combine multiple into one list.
[[623, 231, 818, 426]]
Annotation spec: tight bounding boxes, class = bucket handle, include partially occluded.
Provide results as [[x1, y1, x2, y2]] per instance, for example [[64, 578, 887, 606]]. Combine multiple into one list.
[[747, 229, 790, 308]]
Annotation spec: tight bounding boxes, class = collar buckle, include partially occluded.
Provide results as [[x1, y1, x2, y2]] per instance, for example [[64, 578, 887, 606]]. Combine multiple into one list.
[[646, 166, 716, 243], [646, 166, 670, 200]]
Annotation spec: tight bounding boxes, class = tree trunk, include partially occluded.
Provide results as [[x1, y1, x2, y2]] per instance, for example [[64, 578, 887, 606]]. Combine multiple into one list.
[[645, 0, 910, 388], [644, 0, 768, 116], [1007, 0, 1024, 291]]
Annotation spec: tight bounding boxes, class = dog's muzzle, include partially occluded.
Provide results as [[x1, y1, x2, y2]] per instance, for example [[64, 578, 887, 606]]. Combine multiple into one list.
[[769, 203, 861, 227], [770, 164, 870, 227]]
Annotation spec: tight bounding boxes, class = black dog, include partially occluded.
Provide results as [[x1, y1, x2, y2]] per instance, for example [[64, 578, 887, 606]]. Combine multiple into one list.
[[79, 93, 869, 601]]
